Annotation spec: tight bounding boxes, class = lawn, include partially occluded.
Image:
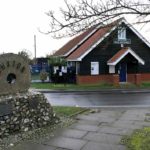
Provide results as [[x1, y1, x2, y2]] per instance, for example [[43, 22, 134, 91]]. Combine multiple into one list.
[[121, 127, 150, 150], [141, 82, 150, 88], [31, 82, 150, 90], [31, 82, 114, 90], [53, 106, 87, 117]]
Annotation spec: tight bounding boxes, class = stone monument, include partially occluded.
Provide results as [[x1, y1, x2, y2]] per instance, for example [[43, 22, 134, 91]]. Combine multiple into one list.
[[0, 53, 30, 95], [0, 53, 56, 138]]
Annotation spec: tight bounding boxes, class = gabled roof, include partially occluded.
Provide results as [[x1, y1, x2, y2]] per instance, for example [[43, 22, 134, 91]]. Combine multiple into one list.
[[67, 24, 115, 61], [54, 18, 122, 57], [53, 26, 96, 57], [54, 18, 150, 61], [107, 47, 145, 65]]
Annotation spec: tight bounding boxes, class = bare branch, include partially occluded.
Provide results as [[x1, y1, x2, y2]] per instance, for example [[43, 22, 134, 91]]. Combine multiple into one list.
[[44, 0, 150, 38]]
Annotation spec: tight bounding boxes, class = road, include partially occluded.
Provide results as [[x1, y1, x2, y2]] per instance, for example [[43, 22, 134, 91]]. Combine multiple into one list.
[[44, 91, 150, 107]]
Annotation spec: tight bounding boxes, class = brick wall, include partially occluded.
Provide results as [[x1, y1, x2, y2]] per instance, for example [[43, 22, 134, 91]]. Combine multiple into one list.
[[128, 73, 150, 83], [127, 74, 136, 83], [141, 73, 150, 82], [76, 73, 150, 85], [76, 75, 113, 84]]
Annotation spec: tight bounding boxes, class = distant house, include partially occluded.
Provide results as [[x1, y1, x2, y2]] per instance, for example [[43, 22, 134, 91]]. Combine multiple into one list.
[[54, 18, 150, 85]]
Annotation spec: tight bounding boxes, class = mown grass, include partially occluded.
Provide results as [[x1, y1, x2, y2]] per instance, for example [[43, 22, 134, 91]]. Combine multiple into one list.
[[141, 82, 150, 88], [31, 82, 113, 90], [31, 81, 150, 90], [53, 106, 87, 117], [121, 127, 150, 150]]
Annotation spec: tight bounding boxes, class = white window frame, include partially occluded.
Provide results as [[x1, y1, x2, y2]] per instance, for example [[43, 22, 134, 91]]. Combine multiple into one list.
[[91, 62, 99, 75], [109, 65, 115, 74], [118, 27, 126, 40]]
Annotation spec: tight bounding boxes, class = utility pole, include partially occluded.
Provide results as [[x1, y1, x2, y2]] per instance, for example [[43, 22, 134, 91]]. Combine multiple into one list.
[[34, 35, 37, 60]]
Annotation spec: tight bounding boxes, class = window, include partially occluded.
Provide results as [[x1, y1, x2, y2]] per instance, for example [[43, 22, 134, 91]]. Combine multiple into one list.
[[109, 65, 115, 74], [118, 27, 126, 40], [91, 62, 99, 75]]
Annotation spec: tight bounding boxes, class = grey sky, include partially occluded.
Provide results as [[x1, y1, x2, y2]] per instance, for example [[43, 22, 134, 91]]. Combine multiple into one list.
[[0, 0, 71, 58], [0, 0, 149, 58]]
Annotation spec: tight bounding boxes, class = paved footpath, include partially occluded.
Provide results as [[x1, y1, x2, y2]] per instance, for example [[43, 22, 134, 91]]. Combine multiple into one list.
[[13, 108, 150, 150]]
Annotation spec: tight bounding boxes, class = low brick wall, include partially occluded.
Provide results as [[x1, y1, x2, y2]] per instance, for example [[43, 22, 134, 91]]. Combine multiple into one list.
[[112, 74, 119, 86], [76, 75, 113, 84], [127, 74, 136, 83], [128, 73, 150, 83], [77, 73, 150, 85], [0, 91, 57, 138], [141, 73, 150, 82]]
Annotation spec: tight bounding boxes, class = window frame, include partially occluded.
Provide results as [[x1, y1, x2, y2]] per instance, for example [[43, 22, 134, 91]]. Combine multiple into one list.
[[118, 27, 126, 40], [91, 61, 99, 75]]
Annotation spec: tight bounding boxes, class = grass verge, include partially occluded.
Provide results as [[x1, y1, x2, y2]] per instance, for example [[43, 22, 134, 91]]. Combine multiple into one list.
[[31, 82, 150, 90], [141, 82, 150, 88], [53, 106, 87, 117], [121, 127, 150, 150], [31, 82, 113, 90]]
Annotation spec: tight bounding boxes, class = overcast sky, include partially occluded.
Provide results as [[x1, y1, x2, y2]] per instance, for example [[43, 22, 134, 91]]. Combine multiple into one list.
[[0, 0, 72, 58], [0, 0, 150, 58]]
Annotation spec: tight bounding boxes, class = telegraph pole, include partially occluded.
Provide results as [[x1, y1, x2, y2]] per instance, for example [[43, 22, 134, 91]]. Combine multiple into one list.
[[34, 35, 37, 59]]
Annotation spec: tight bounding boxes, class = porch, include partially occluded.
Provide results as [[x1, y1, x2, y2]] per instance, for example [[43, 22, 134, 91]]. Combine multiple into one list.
[[107, 47, 145, 84]]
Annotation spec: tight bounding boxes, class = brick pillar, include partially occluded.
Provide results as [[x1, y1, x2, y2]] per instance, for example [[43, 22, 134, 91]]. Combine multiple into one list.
[[76, 75, 80, 84], [113, 74, 119, 87], [135, 74, 141, 85]]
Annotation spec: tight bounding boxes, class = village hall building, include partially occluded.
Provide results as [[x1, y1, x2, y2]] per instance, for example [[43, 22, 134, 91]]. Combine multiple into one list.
[[54, 18, 150, 85]]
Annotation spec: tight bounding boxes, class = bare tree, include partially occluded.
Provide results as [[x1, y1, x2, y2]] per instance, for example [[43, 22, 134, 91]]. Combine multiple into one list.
[[45, 0, 150, 38]]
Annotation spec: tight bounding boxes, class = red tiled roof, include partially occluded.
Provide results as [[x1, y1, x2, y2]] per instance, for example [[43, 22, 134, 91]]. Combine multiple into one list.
[[107, 47, 129, 64], [53, 27, 95, 56], [66, 19, 122, 60], [67, 25, 113, 60], [54, 18, 123, 59]]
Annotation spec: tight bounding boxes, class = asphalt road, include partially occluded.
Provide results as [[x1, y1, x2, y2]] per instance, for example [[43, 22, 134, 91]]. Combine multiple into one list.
[[44, 91, 150, 107]]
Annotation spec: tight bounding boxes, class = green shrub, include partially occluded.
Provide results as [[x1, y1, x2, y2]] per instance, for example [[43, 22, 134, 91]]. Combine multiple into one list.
[[40, 70, 48, 82]]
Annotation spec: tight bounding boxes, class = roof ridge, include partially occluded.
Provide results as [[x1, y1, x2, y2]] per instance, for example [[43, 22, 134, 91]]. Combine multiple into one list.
[[54, 18, 124, 57], [65, 18, 123, 57]]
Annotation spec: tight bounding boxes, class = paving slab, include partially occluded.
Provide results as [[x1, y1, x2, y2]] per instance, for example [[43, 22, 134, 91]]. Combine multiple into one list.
[[58, 128, 87, 139], [112, 120, 142, 129], [43, 137, 87, 150], [98, 126, 133, 136], [119, 116, 145, 121], [123, 109, 149, 115], [70, 123, 99, 132], [134, 121, 150, 127], [120, 113, 145, 121], [13, 142, 56, 150], [82, 141, 126, 150], [76, 114, 100, 121], [98, 117, 117, 123], [56, 148, 70, 150], [83, 132, 122, 144], [11, 108, 150, 150], [77, 119, 100, 126]]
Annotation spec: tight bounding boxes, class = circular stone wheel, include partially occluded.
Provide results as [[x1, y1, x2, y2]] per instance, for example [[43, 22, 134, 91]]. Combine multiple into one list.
[[0, 53, 31, 95]]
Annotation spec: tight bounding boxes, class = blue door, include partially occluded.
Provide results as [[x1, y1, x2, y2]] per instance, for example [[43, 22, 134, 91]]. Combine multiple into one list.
[[119, 63, 127, 82]]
